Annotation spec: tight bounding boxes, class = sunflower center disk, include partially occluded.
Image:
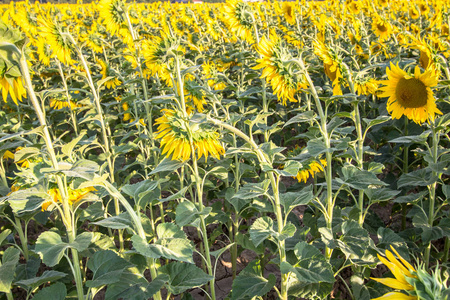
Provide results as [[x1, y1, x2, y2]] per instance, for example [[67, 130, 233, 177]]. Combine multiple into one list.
[[395, 78, 428, 108], [377, 23, 388, 32]]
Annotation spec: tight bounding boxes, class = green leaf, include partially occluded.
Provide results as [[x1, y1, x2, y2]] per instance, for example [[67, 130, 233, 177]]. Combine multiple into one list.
[[15, 270, 67, 290], [7, 187, 50, 216], [284, 111, 317, 127], [365, 188, 401, 202], [92, 213, 133, 230], [393, 191, 428, 203], [131, 235, 193, 263], [175, 201, 198, 226], [72, 232, 94, 252], [350, 275, 371, 300], [285, 242, 335, 283], [413, 210, 446, 244], [397, 169, 438, 188], [307, 139, 334, 156], [389, 133, 429, 144], [150, 158, 186, 175], [156, 223, 186, 239], [280, 222, 297, 240], [0, 229, 11, 246], [288, 281, 333, 299], [280, 185, 314, 215], [104, 271, 167, 300], [363, 116, 391, 129], [32, 282, 67, 300], [79, 201, 104, 222], [249, 216, 276, 247], [231, 260, 276, 300], [62, 131, 86, 158], [338, 221, 375, 265], [159, 262, 213, 295], [121, 179, 160, 207], [159, 186, 188, 203], [0, 247, 20, 292], [86, 250, 133, 288], [34, 231, 68, 267], [337, 164, 387, 190], [279, 160, 302, 177]]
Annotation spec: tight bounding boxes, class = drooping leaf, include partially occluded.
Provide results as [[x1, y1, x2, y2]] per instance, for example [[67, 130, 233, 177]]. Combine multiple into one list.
[[92, 213, 133, 230], [32, 282, 67, 300], [249, 216, 276, 247], [280, 185, 314, 215], [159, 262, 213, 295], [231, 260, 276, 300], [0, 247, 20, 292], [282, 242, 335, 284], [15, 270, 67, 290], [131, 235, 193, 263], [86, 250, 133, 288]]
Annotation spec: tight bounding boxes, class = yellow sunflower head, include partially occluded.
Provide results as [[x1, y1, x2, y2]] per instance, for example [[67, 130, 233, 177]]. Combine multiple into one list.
[[281, 2, 296, 25], [314, 40, 344, 95], [38, 16, 74, 65], [43, 186, 96, 211], [98, 0, 127, 36], [379, 63, 442, 124], [294, 158, 327, 184], [372, 16, 392, 42], [97, 59, 121, 89], [255, 33, 307, 105], [223, 0, 255, 44], [155, 109, 224, 161]]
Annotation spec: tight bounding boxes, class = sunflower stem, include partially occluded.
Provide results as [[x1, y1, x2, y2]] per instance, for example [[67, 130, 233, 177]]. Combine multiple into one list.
[[189, 141, 216, 300], [67, 33, 124, 252], [208, 117, 288, 300], [296, 59, 334, 259], [424, 122, 439, 269], [18, 46, 83, 300], [56, 60, 78, 136], [345, 69, 366, 227]]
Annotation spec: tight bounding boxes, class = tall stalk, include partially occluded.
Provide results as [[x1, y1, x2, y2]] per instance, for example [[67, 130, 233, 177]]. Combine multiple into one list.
[[296, 59, 334, 259], [424, 122, 440, 269], [18, 49, 84, 300], [208, 117, 288, 300], [344, 70, 365, 226], [67, 33, 124, 251], [56, 60, 78, 135]]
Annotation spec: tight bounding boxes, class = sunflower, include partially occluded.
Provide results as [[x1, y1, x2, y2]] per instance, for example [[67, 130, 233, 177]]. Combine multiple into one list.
[[184, 80, 207, 112], [38, 16, 73, 65], [36, 38, 53, 66], [97, 59, 121, 89], [99, 0, 127, 36], [0, 75, 26, 105], [49, 95, 77, 110], [370, 247, 418, 300], [355, 78, 379, 96], [372, 16, 392, 42], [347, 0, 361, 15], [379, 63, 441, 124], [43, 186, 96, 211], [202, 62, 226, 91], [295, 159, 327, 183], [80, 23, 104, 54], [281, 2, 296, 25], [155, 109, 224, 161], [223, 0, 255, 44], [314, 40, 344, 95], [255, 33, 307, 105], [409, 6, 420, 19]]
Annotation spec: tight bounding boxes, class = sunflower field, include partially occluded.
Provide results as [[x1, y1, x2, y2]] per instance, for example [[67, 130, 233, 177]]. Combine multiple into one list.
[[0, 0, 449, 299]]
